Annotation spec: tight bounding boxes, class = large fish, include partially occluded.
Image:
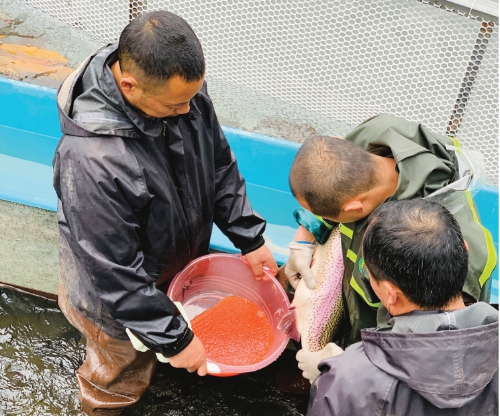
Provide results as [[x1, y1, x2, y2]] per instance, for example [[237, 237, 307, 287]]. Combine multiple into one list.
[[277, 226, 344, 352]]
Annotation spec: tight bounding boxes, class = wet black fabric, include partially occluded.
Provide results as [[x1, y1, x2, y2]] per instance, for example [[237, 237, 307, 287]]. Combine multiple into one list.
[[53, 44, 266, 356], [308, 303, 499, 416]]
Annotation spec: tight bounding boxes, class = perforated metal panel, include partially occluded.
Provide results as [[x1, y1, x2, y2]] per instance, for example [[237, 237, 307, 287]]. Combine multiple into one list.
[[21, 0, 498, 185], [452, 23, 499, 186]]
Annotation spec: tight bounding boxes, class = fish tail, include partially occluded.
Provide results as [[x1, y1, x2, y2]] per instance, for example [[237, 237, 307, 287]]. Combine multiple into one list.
[[277, 306, 300, 342]]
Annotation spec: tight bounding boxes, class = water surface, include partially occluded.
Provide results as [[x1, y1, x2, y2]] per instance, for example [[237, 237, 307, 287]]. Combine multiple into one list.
[[0, 287, 308, 415]]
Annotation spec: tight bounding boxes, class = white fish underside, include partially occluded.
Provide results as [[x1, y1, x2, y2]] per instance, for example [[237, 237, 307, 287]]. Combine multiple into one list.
[[292, 227, 344, 352]]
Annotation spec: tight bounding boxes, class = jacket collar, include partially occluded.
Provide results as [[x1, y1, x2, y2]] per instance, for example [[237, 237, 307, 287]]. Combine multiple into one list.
[[361, 303, 499, 408], [57, 43, 200, 139]]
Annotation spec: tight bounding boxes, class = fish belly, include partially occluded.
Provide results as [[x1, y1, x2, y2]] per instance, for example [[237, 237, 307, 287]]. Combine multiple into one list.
[[292, 227, 344, 352]]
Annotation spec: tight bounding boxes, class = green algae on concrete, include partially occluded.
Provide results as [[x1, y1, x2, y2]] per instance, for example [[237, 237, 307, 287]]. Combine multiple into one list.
[[0, 199, 58, 297]]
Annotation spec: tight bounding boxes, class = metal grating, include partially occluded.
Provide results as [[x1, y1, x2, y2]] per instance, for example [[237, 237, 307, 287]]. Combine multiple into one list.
[[452, 23, 498, 186], [20, 0, 498, 185]]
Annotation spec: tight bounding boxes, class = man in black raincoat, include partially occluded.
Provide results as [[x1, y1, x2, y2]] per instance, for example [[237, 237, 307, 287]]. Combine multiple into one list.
[[53, 11, 278, 415], [308, 199, 498, 416]]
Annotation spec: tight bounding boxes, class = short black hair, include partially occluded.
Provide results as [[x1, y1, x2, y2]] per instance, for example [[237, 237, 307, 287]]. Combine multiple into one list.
[[362, 199, 468, 309], [289, 136, 377, 217], [118, 10, 205, 85]]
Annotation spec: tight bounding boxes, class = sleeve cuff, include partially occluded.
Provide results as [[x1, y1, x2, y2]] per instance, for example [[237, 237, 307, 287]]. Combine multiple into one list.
[[240, 235, 265, 255], [158, 327, 195, 358], [293, 208, 334, 245]]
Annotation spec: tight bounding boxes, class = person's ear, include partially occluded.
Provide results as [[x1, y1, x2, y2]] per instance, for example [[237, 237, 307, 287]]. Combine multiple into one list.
[[343, 199, 364, 213], [383, 281, 399, 311], [464, 239, 469, 252], [120, 74, 139, 95]]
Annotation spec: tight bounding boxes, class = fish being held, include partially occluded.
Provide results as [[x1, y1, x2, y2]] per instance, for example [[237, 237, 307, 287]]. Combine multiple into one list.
[[278, 226, 344, 352]]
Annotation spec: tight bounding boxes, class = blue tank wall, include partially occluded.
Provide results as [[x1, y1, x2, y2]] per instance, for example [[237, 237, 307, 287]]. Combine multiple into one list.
[[0, 77, 497, 302]]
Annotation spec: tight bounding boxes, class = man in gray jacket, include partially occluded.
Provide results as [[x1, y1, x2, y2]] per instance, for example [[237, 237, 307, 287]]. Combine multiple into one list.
[[308, 199, 498, 416]]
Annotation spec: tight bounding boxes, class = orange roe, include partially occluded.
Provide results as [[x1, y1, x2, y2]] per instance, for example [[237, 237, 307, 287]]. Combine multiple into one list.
[[191, 295, 274, 366]]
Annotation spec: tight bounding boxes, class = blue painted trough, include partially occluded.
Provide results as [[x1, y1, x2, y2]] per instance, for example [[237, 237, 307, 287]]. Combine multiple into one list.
[[0, 77, 498, 302]]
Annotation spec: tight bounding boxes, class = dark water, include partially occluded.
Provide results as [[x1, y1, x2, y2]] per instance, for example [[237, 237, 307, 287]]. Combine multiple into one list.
[[0, 287, 309, 416]]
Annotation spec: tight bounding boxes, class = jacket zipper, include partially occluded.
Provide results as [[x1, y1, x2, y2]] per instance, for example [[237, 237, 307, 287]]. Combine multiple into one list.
[[163, 119, 193, 255]]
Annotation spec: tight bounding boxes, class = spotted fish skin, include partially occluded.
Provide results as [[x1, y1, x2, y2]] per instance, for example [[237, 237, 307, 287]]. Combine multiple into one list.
[[288, 227, 344, 353]]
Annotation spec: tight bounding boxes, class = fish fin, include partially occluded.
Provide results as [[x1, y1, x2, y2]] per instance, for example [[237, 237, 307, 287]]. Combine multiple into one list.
[[277, 307, 300, 342]]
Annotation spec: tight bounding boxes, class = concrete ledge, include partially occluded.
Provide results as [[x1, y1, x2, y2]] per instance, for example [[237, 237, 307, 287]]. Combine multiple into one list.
[[0, 76, 498, 301], [0, 199, 58, 296]]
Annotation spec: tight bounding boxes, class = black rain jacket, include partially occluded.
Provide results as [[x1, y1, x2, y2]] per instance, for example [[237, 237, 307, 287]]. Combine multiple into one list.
[[53, 44, 266, 357], [308, 302, 499, 416]]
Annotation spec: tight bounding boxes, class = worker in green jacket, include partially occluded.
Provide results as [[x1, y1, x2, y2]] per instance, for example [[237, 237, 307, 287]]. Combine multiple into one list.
[[285, 113, 497, 373]]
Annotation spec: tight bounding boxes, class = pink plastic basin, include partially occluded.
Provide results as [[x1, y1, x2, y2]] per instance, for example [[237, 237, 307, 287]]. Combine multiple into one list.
[[167, 253, 291, 377]]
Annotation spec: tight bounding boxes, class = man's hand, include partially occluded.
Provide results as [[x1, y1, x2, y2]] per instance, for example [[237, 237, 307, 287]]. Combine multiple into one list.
[[168, 335, 207, 376], [126, 301, 208, 377], [296, 343, 344, 383], [285, 241, 317, 290], [244, 244, 279, 279]]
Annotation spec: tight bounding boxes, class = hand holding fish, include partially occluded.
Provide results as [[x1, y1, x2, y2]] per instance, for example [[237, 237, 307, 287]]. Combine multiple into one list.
[[285, 241, 317, 290], [296, 342, 344, 383]]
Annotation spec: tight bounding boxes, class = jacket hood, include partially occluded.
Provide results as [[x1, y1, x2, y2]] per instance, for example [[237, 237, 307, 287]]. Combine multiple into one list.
[[57, 43, 196, 140], [361, 302, 499, 409], [346, 113, 457, 201]]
